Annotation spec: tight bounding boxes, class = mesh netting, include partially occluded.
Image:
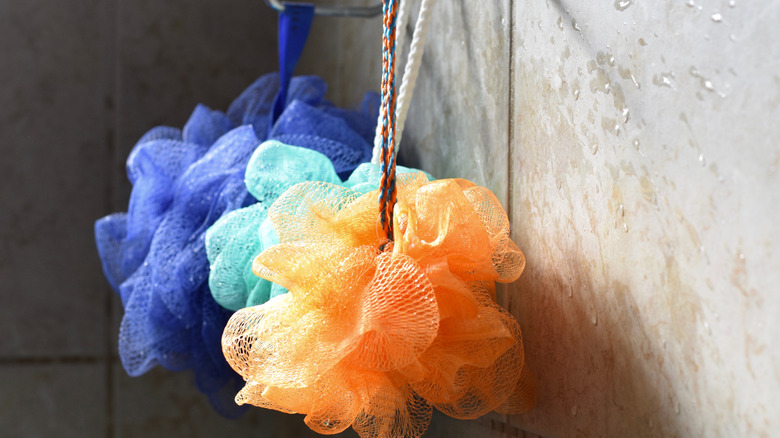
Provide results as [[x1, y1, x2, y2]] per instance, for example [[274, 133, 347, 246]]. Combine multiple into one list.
[[222, 173, 535, 436], [205, 140, 431, 312], [94, 73, 379, 417]]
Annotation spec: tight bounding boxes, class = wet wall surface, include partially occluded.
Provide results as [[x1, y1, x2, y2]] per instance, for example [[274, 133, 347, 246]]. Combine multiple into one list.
[[2, 0, 778, 437]]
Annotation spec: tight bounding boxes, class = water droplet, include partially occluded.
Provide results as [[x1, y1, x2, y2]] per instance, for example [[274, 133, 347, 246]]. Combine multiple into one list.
[[653, 72, 675, 88], [711, 12, 723, 22], [557, 17, 564, 30], [568, 288, 573, 298], [618, 204, 625, 217], [685, 0, 702, 11], [623, 222, 629, 232], [633, 139, 640, 148], [614, 0, 632, 11], [573, 88, 581, 100], [591, 315, 599, 326], [551, 74, 563, 90], [571, 19, 581, 32], [698, 153, 706, 166], [729, 0, 736, 7], [622, 107, 630, 122], [591, 143, 599, 155], [571, 405, 578, 416], [630, 74, 641, 89], [704, 320, 712, 335], [739, 253, 746, 260]]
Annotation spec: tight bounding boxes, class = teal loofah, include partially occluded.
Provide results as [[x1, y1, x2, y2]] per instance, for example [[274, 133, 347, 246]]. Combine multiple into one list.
[[205, 140, 432, 311]]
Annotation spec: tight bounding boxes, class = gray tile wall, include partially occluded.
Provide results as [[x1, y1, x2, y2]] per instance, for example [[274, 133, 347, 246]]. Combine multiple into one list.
[[0, 0, 347, 436]]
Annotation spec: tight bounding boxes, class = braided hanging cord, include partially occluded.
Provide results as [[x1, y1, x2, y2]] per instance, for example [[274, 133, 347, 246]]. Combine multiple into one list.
[[371, 0, 407, 161], [378, 0, 400, 244]]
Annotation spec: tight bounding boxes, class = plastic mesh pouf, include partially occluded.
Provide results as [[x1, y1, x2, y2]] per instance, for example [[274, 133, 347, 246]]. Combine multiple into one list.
[[221, 172, 535, 436], [205, 139, 431, 311], [94, 73, 378, 417]]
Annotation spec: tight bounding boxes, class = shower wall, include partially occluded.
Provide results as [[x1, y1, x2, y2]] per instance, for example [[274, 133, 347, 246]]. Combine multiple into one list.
[[2, 0, 778, 437], [328, 0, 780, 437]]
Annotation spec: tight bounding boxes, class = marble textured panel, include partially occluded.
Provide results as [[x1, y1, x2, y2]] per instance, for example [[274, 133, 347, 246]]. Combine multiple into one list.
[[296, 0, 383, 108], [0, 364, 107, 437], [113, 364, 354, 438], [0, 0, 110, 357], [400, 0, 512, 206], [509, 1, 780, 437]]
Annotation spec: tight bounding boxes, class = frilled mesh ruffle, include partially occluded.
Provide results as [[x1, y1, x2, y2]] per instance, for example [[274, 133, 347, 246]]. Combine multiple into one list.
[[94, 73, 379, 417], [222, 173, 535, 435], [205, 140, 431, 312]]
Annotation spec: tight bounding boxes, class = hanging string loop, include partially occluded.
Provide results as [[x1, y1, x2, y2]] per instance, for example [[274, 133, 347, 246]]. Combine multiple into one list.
[[377, 0, 400, 246]]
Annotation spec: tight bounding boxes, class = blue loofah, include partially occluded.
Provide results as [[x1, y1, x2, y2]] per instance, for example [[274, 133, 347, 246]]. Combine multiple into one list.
[[94, 73, 379, 417]]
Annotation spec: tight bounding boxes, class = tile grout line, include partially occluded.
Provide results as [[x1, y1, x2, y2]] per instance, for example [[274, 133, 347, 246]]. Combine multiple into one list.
[[506, 3, 517, 433], [104, 0, 122, 436], [0, 356, 104, 365], [506, 0, 514, 434], [94, 0, 118, 434], [505, 1, 533, 438], [506, 0, 515, 240], [500, 4, 547, 438]]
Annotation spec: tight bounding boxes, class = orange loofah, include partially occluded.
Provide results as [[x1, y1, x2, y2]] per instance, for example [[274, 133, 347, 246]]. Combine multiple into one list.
[[222, 172, 534, 437]]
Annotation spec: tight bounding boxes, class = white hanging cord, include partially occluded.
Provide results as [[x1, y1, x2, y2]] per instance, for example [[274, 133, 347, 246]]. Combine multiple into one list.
[[393, 0, 435, 155], [371, 0, 436, 165], [394, 0, 411, 78]]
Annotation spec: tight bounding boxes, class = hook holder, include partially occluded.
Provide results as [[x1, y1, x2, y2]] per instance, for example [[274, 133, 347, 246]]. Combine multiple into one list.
[[265, 0, 382, 17]]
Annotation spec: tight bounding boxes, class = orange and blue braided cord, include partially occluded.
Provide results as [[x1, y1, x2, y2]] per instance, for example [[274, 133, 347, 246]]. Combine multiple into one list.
[[378, 0, 399, 246]]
